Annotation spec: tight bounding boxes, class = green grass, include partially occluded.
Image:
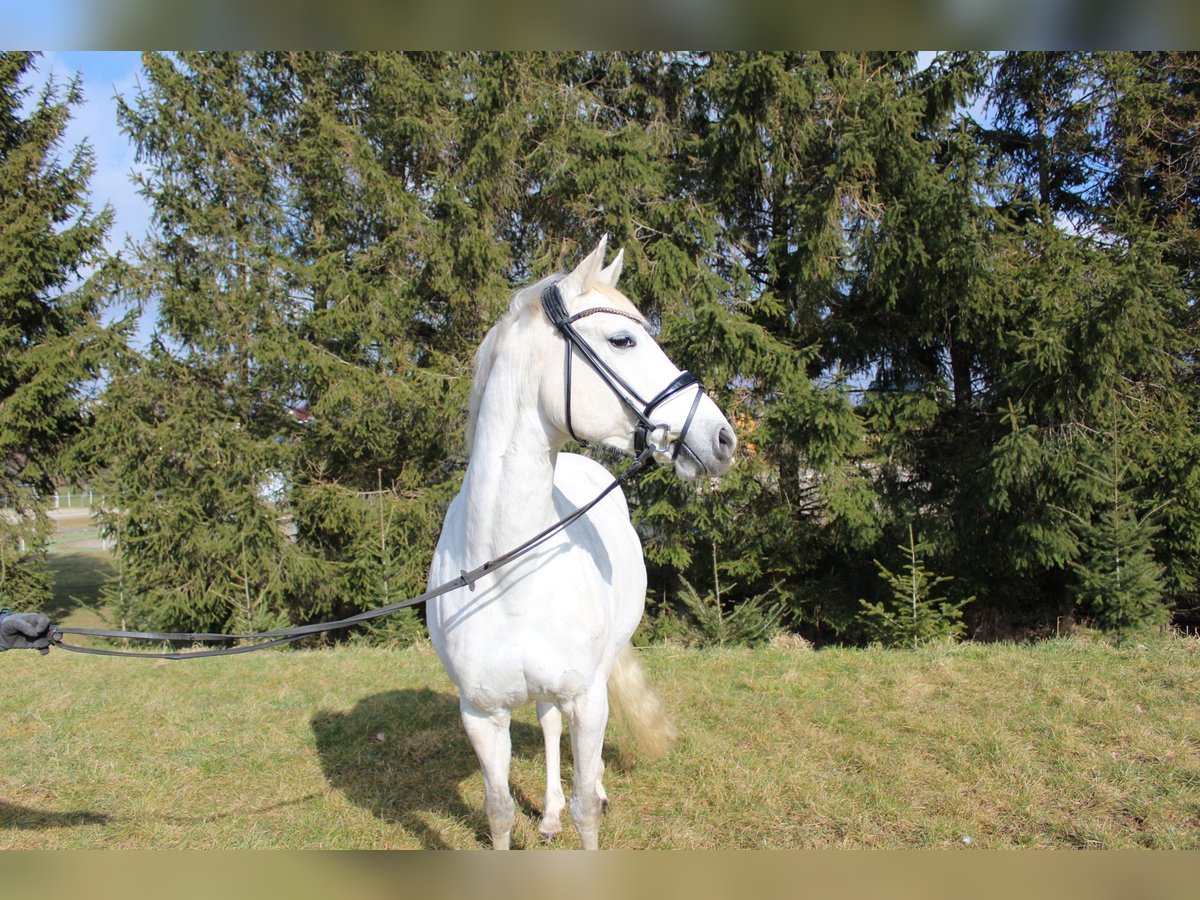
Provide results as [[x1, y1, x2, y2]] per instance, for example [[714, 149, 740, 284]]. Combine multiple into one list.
[[44, 528, 114, 633], [44, 549, 112, 626], [1, 637, 1197, 849]]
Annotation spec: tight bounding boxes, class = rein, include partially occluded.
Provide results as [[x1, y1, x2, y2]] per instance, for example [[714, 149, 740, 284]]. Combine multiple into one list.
[[54, 280, 699, 661], [54, 448, 656, 660]]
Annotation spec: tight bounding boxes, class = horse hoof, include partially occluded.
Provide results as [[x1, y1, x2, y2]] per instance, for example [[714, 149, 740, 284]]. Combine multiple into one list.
[[539, 829, 560, 843]]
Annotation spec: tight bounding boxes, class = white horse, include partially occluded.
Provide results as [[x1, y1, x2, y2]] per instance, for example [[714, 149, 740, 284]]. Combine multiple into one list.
[[426, 237, 736, 849]]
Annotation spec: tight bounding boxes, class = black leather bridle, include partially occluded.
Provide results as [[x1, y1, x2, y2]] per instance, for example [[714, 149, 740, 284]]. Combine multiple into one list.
[[541, 282, 704, 460]]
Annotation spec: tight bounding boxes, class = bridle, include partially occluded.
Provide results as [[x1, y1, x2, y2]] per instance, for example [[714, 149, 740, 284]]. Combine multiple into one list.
[[541, 282, 704, 461]]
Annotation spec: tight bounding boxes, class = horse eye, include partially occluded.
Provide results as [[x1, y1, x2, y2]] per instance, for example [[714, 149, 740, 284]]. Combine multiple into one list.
[[608, 334, 637, 350]]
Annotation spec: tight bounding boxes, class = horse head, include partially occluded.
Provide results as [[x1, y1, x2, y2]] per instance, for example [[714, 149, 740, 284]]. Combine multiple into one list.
[[539, 236, 737, 480]]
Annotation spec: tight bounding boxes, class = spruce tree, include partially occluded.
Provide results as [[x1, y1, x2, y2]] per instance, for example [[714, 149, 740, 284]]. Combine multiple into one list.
[[0, 52, 114, 609], [95, 52, 706, 634], [653, 51, 991, 634], [857, 524, 970, 648], [1071, 456, 1167, 635], [95, 52, 308, 633], [977, 52, 1190, 631], [1100, 51, 1200, 614], [90, 51, 1195, 643]]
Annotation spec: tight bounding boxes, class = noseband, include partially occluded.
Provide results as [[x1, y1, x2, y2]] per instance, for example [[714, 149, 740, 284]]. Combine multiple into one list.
[[542, 282, 704, 460]]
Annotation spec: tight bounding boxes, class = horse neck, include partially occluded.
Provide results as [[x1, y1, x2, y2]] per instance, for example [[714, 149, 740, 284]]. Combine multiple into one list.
[[462, 346, 560, 560]]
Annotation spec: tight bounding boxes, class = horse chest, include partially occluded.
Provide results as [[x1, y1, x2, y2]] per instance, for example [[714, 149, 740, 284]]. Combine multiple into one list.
[[431, 544, 629, 699]]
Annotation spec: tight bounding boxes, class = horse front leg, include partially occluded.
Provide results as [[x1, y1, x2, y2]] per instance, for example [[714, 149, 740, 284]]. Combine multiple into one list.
[[460, 699, 516, 849], [566, 684, 610, 850], [536, 700, 566, 841]]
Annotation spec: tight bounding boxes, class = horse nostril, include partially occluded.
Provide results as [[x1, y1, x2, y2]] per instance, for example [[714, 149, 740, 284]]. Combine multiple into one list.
[[714, 426, 736, 461]]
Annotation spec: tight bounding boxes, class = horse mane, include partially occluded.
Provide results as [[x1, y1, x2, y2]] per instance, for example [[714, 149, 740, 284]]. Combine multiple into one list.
[[465, 272, 559, 455]]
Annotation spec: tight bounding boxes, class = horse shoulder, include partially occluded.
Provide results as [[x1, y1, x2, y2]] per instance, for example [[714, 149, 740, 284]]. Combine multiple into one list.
[[428, 491, 467, 585], [553, 453, 646, 640], [554, 452, 632, 519]]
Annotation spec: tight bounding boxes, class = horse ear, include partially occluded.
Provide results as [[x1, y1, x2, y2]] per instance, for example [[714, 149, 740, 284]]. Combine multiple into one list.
[[563, 235, 609, 296], [597, 247, 624, 288]]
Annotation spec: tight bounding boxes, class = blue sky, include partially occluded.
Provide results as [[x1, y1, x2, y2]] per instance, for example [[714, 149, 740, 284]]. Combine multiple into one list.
[[35, 52, 150, 255], [27, 52, 152, 344]]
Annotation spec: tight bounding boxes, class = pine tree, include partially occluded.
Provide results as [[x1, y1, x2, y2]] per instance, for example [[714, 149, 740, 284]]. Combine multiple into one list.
[[858, 524, 970, 648], [0, 52, 115, 609], [90, 51, 1196, 643], [1071, 457, 1167, 635], [649, 52, 991, 634], [985, 52, 1105, 225], [274, 52, 477, 625], [94, 52, 309, 633], [975, 52, 1190, 631], [95, 52, 722, 635], [675, 574, 781, 648], [1100, 51, 1200, 615]]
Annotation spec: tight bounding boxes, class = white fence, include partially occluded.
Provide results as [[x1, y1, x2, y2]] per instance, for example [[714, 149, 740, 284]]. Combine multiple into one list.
[[0, 489, 101, 510], [53, 490, 98, 509]]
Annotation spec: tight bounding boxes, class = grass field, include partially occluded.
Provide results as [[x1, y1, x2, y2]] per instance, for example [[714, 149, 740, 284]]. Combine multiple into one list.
[[19, 516, 1200, 849], [2, 634, 1197, 850]]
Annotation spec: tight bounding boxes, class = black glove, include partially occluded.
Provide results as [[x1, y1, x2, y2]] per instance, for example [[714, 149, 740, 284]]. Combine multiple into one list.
[[0, 609, 57, 654]]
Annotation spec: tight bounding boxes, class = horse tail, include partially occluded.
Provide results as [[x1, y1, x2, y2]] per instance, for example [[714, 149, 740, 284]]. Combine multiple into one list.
[[608, 644, 676, 763]]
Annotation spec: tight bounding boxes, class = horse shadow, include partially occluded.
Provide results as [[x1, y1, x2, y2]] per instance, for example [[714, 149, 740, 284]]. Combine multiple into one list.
[[310, 688, 545, 849], [0, 800, 110, 830]]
